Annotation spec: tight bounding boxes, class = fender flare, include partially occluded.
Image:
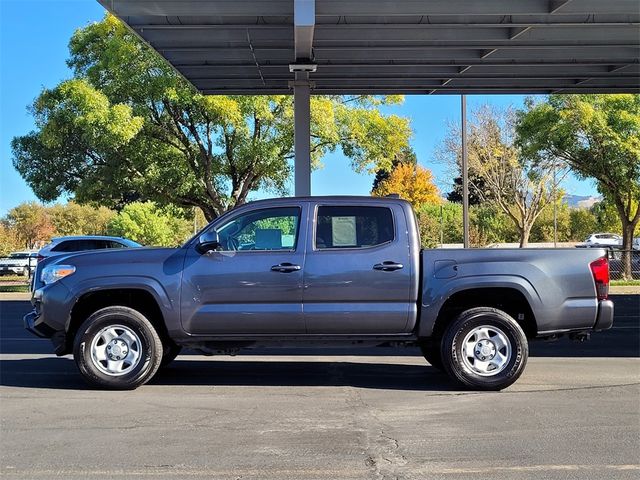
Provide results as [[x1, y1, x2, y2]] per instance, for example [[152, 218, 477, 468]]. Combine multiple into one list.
[[419, 275, 541, 338], [65, 276, 174, 332]]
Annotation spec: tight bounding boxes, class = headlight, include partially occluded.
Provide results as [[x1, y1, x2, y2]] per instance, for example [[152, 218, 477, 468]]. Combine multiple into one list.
[[41, 265, 76, 285]]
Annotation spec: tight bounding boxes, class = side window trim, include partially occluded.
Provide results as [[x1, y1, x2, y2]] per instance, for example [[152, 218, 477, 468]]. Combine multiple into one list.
[[214, 206, 303, 253], [312, 204, 396, 251]]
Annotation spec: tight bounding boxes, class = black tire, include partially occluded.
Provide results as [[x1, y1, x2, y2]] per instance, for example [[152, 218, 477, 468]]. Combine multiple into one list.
[[73, 306, 163, 390], [441, 307, 528, 391], [419, 339, 444, 371], [160, 343, 182, 368]]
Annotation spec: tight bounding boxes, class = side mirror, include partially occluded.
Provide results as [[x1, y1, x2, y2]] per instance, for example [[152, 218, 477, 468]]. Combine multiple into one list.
[[196, 230, 221, 254]]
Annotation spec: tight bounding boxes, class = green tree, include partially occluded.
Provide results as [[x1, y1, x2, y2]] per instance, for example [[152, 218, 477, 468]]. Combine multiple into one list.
[[517, 94, 640, 277], [12, 15, 411, 222], [590, 200, 623, 234], [415, 202, 463, 248], [569, 208, 599, 242], [3, 202, 55, 249], [107, 202, 192, 247], [529, 200, 571, 243], [471, 205, 519, 245], [48, 202, 115, 236]]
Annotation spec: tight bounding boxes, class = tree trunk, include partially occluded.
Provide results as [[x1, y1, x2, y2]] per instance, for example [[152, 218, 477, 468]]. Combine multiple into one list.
[[200, 204, 218, 223], [519, 225, 531, 248], [621, 220, 634, 280]]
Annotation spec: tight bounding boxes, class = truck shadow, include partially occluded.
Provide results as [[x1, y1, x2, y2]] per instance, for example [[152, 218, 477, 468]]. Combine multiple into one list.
[[0, 357, 459, 391]]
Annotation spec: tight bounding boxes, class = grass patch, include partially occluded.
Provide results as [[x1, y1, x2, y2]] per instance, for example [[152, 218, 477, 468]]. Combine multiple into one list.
[[611, 280, 640, 286], [0, 275, 28, 282], [0, 284, 30, 293]]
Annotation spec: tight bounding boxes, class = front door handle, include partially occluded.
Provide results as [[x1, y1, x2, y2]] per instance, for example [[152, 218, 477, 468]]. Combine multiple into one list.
[[373, 261, 404, 272], [271, 263, 301, 273]]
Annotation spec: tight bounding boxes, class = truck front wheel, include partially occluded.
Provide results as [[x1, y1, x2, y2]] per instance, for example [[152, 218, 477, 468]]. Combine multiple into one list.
[[441, 307, 528, 391], [73, 306, 163, 390]]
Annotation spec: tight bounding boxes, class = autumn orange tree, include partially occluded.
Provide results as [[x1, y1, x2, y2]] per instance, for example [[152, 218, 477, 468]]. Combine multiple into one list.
[[2, 202, 55, 249], [372, 162, 441, 207]]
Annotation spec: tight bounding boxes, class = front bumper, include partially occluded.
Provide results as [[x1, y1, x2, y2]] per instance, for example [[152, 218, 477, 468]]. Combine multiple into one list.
[[24, 309, 56, 338], [24, 309, 68, 355], [23, 283, 74, 355], [593, 299, 614, 331]]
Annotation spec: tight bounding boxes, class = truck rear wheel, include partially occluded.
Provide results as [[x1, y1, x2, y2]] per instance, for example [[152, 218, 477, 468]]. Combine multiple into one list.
[[441, 307, 528, 391], [73, 306, 163, 390]]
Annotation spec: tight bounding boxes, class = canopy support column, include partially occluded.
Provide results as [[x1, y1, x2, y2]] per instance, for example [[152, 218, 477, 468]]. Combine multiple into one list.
[[291, 0, 315, 197], [293, 72, 311, 196]]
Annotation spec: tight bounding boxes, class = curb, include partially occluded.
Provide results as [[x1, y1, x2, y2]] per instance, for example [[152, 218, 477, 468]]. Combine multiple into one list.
[[0, 292, 31, 301], [610, 286, 640, 295]]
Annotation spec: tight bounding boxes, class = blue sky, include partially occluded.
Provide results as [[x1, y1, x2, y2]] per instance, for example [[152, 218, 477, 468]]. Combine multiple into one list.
[[0, 0, 597, 215]]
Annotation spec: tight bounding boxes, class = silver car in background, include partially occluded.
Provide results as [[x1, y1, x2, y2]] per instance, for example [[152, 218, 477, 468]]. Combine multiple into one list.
[[31, 236, 142, 289], [37, 235, 142, 262], [579, 233, 622, 249]]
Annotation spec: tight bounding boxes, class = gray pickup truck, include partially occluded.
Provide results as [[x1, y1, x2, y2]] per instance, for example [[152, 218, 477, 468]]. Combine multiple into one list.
[[25, 196, 613, 390]]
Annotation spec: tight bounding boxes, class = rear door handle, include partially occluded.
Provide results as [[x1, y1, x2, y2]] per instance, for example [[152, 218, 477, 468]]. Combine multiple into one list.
[[271, 263, 301, 273], [373, 261, 404, 272]]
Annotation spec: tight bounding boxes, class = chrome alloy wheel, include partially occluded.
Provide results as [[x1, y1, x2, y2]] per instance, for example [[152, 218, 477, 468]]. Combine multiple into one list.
[[90, 325, 142, 376], [461, 325, 512, 377]]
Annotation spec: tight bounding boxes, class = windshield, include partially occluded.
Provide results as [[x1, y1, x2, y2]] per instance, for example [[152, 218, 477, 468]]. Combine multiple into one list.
[[9, 253, 29, 259]]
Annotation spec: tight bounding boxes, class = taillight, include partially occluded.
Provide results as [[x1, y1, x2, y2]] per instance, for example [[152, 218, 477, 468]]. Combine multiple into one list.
[[590, 257, 609, 301]]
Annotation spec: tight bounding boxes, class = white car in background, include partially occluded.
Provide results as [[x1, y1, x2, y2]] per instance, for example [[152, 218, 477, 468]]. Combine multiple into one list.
[[37, 235, 142, 261], [0, 251, 38, 277], [580, 233, 622, 249]]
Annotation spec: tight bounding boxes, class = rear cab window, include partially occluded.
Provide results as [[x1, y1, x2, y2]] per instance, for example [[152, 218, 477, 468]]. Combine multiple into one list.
[[315, 205, 394, 249]]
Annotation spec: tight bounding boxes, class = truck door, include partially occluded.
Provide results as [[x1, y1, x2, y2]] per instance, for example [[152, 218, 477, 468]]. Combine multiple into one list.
[[303, 203, 415, 334], [180, 204, 307, 335]]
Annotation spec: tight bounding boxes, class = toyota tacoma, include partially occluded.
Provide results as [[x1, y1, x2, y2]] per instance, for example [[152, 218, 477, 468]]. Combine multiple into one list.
[[25, 197, 614, 390]]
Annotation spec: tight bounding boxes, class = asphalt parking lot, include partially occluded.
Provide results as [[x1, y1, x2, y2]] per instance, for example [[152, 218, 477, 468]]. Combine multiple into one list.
[[1, 296, 638, 480]]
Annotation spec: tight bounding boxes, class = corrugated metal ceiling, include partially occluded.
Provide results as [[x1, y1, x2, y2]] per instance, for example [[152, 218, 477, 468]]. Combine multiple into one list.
[[98, 0, 640, 94]]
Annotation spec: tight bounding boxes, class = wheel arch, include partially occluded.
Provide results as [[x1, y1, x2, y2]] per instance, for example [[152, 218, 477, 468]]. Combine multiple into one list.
[[65, 287, 170, 356], [421, 285, 538, 340]]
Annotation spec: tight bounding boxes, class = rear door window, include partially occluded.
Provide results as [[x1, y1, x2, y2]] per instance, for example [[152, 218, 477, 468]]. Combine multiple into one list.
[[315, 206, 394, 249]]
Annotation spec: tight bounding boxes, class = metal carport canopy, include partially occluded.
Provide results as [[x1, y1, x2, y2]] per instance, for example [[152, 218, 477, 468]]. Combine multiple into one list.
[[98, 0, 640, 194]]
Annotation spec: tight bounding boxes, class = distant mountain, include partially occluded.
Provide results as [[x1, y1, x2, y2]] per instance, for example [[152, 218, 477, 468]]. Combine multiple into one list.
[[563, 195, 602, 209]]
